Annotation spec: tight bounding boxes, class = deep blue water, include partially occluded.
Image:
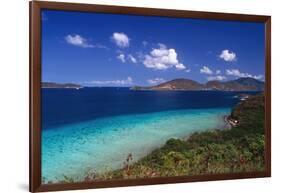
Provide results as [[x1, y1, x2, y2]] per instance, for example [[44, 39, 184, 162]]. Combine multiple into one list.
[[42, 87, 259, 130]]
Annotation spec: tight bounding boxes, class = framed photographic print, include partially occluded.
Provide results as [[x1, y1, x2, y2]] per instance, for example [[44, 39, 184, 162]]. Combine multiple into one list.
[[30, 1, 271, 192]]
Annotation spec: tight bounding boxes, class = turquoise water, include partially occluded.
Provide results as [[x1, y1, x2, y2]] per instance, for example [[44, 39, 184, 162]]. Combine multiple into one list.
[[42, 108, 230, 182]]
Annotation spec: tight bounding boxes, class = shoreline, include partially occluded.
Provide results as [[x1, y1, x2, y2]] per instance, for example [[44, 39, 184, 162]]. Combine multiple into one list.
[[223, 115, 232, 129]]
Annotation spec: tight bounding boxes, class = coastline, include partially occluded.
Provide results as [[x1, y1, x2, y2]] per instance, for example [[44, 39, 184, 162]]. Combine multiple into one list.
[[223, 115, 232, 129]]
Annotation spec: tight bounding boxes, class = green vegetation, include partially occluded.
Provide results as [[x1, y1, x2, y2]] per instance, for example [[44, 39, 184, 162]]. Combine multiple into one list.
[[53, 93, 265, 184]]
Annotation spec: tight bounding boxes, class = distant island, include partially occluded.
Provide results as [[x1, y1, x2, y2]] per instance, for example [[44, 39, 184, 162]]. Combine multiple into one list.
[[132, 77, 264, 91], [42, 82, 82, 89]]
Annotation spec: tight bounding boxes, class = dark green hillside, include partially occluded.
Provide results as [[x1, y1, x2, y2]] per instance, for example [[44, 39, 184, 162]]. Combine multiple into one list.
[[230, 93, 264, 134]]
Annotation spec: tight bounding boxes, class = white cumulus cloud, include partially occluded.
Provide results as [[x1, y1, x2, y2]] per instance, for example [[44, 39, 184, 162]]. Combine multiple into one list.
[[143, 44, 186, 70], [147, 78, 166, 85], [111, 32, 130, 48], [85, 77, 133, 86], [207, 75, 226, 81], [226, 69, 263, 80], [219, 49, 237, 62], [65, 34, 93, 48], [65, 34, 106, 48], [252, 75, 264, 80], [216, 70, 221, 74], [200, 66, 213, 75], [117, 54, 126, 63], [175, 63, 186, 70]]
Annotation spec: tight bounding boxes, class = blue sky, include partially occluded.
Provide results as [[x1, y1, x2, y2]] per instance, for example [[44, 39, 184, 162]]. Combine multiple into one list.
[[41, 10, 265, 86]]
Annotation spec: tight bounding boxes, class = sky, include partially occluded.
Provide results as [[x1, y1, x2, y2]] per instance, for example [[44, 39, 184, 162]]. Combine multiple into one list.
[[41, 10, 265, 87]]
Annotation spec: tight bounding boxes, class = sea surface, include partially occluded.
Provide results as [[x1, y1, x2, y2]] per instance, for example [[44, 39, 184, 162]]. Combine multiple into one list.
[[41, 87, 258, 182]]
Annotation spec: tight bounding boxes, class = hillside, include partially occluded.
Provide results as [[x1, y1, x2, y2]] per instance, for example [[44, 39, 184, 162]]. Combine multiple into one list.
[[152, 78, 204, 90], [132, 77, 264, 91]]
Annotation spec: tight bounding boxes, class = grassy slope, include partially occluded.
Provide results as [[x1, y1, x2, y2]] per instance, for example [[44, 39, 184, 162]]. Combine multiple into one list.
[[58, 94, 265, 183]]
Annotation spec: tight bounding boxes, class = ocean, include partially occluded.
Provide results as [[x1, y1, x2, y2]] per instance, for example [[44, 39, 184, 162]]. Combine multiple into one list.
[[41, 87, 258, 182]]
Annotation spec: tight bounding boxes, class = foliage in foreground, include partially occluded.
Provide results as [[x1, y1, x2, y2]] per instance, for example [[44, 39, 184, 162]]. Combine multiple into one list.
[[55, 94, 265, 183]]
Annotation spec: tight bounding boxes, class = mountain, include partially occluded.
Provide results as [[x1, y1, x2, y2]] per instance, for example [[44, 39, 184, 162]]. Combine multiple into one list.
[[227, 77, 264, 91], [132, 77, 264, 91], [42, 82, 82, 89], [150, 78, 204, 91]]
